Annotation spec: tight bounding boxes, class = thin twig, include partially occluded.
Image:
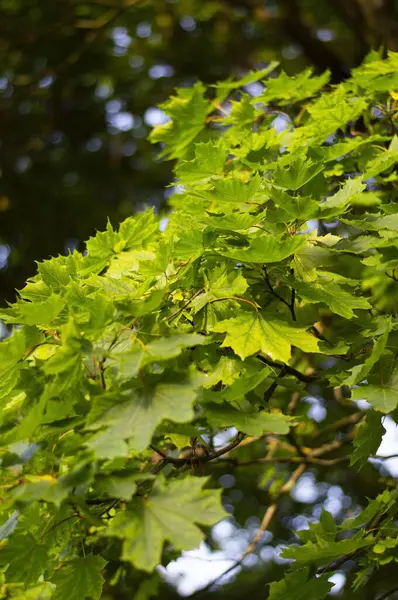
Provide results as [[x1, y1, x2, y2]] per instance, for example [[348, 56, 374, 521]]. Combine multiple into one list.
[[264, 267, 295, 320], [245, 463, 307, 555], [215, 455, 350, 467], [377, 587, 398, 600], [98, 359, 106, 390], [166, 289, 204, 321], [151, 432, 246, 468], [373, 454, 398, 460], [257, 354, 317, 383], [287, 391, 300, 416], [289, 267, 296, 321], [314, 412, 361, 438], [260, 365, 287, 407], [208, 296, 259, 311], [189, 436, 352, 597], [150, 445, 168, 459], [41, 514, 79, 539]]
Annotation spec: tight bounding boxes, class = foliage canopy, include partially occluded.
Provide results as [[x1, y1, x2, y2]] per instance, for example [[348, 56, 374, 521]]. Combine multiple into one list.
[[2, 51, 398, 599], [2, 0, 398, 305]]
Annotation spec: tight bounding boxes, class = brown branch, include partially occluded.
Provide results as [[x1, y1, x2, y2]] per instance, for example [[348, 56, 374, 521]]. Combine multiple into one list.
[[190, 435, 353, 597], [314, 412, 361, 438], [260, 365, 287, 408], [215, 454, 349, 468], [154, 432, 246, 468], [257, 354, 317, 383], [98, 359, 106, 390], [150, 445, 168, 459], [264, 267, 296, 320], [244, 463, 307, 555], [377, 585, 398, 600]]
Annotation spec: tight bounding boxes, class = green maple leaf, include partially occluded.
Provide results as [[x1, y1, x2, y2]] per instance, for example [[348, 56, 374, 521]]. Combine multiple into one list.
[[214, 62, 278, 95], [10, 583, 55, 600], [291, 87, 367, 148], [1, 533, 49, 585], [209, 174, 262, 204], [94, 474, 139, 501], [37, 256, 74, 290], [216, 233, 305, 263], [202, 212, 261, 232], [363, 145, 398, 179], [351, 410, 386, 469], [202, 356, 243, 388], [118, 210, 159, 249], [268, 568, 332, 600], [150, 82, 210, 160], [320, 177, 365, 217], [213, 311, 319, 361], [51, 554, 107, 600], [352, 367, 398, 413], [106, 477, 226, 571], [344, 318, 391, 386], [176, 141, 226, 184], [261, 68, 329, 105], [0, 327, 43, 399], [282, 535, 373, 566], [192, 265, 248, 313], [222, 367, 271, 401], [0, 293, 65, 326], [294, 280, 371, 318], [87, 375, 201, 457], [205, 264, 248, 296], [204, 403, 293, 435], [274, 155, 324, 190], [117, 333, 209, 378]]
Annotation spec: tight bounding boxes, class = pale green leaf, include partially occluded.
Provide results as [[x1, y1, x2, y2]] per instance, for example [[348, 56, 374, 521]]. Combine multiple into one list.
[[10, 583, 55, 600], [268, 567, 332, 600], [107, 477, 226, 571], [352, 368, 398, 413], [274, 155, 324, 191], [344, 318, 391, 386], [259, 68, 330, 105], [1, 533, 49, 584], [216, 233, 306, 264], [117, 334, 208, 378], [320, 177, 365, 215], [351, 411, 386, 469], [150, 82, 210, 160], [87, 375, 201, 455], [294, 280, 371, 318], [282, 535, 373, 566], [213, 311, 319, 362], [51, 554, 107, 600], [204, 403, 293, 435]]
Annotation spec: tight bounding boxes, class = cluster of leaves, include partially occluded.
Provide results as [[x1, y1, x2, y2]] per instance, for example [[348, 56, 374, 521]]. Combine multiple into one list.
[[2, 51, 398, 599], [2, 0, 396, 304]]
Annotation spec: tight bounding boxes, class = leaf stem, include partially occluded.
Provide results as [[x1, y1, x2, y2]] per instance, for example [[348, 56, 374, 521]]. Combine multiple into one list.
[[257, 354, 317, 383], [208, 296, 259, 311], [263, 267, 296, 321]]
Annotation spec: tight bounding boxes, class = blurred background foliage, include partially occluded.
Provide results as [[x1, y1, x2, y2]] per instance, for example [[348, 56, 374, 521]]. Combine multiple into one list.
[[2, 1, 398, 599], [2, 0, 398, 304]]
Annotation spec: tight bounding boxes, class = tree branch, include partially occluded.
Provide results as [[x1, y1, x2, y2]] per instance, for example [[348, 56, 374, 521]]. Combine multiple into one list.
[[257, 354, 317, 383], [377, 585, 398, 600], [151, 432, 246, 468], [189, 435, 353, 597], [264, 267, 296, 320]]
